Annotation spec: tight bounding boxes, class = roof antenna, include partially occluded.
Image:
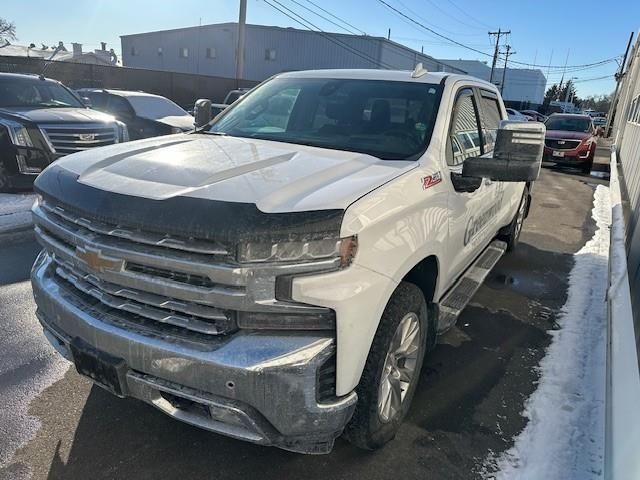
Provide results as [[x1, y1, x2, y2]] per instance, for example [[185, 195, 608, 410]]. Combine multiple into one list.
[[411, 62, 428, 78]]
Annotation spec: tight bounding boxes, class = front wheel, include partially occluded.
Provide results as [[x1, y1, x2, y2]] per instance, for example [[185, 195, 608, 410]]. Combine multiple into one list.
[[344, 282, 429, 450], [500, 186, 529, 252], [0, 162, 12, 193]]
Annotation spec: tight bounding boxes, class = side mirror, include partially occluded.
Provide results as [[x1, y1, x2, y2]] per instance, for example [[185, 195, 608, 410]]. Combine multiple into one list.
[[81, 96, 92, 108], [194, 99, 212, 128], [463, 121, 545, 182]]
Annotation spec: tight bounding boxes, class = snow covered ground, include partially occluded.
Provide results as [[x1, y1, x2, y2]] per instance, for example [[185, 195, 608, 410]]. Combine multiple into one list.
[[483, 184, 611, 479], [0, 193, 37, 234]]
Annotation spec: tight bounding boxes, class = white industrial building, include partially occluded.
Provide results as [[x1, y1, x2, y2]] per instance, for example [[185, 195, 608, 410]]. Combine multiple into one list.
[[119, 23, 546, 107], [439, 59, 547, 107], [120, 23, 465, 81]]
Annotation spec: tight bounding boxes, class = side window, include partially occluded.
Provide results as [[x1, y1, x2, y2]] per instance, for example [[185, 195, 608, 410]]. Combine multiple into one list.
[[447, 89, 481, 166], [479, 94, 502, 153], [106, 96, 133, 119], [85, 92, 108, 110]]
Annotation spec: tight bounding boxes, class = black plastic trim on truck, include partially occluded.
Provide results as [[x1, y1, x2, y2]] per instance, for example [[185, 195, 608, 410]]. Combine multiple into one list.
[[34, 164, 345, 245]]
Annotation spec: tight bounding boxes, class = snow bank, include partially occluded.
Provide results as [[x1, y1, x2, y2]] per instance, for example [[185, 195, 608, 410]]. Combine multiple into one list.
[[484, 184, 611, 479], [0, 193, 36, 234]]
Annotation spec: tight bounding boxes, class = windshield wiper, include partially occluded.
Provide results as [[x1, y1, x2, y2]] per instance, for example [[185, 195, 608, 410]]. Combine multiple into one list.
[[202, 131, 227, 136]]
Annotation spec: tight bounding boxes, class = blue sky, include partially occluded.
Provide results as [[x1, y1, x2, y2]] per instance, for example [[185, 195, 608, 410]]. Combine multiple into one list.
[[3, 0, 638, 96]]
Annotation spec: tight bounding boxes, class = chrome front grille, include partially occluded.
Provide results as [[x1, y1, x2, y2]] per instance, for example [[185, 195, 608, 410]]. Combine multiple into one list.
[[33, 200, 336, 338], [545, 138, 581, 150], [40, 123, 118, 156]]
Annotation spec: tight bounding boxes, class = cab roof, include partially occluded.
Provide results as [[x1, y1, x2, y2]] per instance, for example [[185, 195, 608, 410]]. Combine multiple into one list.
[[275, 69, 496, 90]]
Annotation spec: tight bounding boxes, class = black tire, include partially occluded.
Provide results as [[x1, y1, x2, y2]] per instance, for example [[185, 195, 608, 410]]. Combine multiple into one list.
[[0, 162, 12, 193], [581, 158, 594, 174], [500, 186, 529, 252], [344, 282, 429, 450]]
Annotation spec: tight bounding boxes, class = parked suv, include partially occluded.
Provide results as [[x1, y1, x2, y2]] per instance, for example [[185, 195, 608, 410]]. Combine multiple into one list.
[[543, 113, 597, 173], [31, 69, 543, 454], [0, 73, 128, 192], [77, 89, 194, 140]]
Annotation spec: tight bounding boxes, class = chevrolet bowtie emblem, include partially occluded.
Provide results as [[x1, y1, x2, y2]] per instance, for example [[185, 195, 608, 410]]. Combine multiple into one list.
[[76, 246, 124, 273]]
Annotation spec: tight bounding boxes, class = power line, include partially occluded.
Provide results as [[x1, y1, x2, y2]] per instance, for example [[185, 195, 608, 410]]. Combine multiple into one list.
[[423, 0, 489, 33], [271, 0, 463, 73], [302, 0, 367, 35], [441, 0, 496, 29], [393, 0, 488, 37], [287, 0, 359, 35], [376, 0, 621, 70], [263, 0, 396, 68]]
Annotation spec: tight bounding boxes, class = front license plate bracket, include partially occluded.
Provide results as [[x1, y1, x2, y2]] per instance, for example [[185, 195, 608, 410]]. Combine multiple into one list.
[[70, 338, 128, 397]]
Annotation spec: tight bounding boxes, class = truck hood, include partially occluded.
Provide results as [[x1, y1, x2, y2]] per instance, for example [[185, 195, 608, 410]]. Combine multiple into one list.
[[545, 130, 591, 141], [52, 133, 417, 213], [0, 106, 116, 125]]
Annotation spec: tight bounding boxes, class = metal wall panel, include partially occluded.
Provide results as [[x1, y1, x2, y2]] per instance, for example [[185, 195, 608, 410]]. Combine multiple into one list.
[[121, 23, 465, 81], [612, 36, 640, 341]]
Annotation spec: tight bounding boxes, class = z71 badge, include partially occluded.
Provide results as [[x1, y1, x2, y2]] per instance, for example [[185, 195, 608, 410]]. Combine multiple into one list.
[[422, 172, 442, 190]]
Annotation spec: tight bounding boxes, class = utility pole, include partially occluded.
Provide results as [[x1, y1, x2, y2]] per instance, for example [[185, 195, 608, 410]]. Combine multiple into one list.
[[236, 0, 247, 82], [500, 45, 514, 95], [606, 31, 635, 136], [489, 28, 510, 84]]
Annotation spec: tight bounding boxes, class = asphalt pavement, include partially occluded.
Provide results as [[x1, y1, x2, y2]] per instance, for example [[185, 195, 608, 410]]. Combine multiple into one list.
[[0, 152, 609, 480]]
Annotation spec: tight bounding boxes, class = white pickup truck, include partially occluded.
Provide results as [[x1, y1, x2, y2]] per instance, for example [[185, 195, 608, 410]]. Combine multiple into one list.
[[30, 67, 544, 454]]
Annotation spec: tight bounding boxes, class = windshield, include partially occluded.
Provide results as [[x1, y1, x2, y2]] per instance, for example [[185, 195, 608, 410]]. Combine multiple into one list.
[[126, 95, 189, 119], [0, 77, 83, 108], [208, 78, 443, 160], [545, 116, 592, 132]]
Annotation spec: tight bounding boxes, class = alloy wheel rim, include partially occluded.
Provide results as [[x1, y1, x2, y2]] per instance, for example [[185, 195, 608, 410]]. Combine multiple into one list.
[[378, 312, 421, 423], [515, 196, 527, 238]]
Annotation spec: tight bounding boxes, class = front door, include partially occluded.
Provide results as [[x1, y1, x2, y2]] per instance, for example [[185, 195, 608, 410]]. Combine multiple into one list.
[[445, 87, 501, 288]]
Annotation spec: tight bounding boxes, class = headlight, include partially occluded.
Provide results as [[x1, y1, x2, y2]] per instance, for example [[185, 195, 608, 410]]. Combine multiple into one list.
[[237, 236, 358, 267], [0, 118, 34, 147], [115, 121, 129, 142]]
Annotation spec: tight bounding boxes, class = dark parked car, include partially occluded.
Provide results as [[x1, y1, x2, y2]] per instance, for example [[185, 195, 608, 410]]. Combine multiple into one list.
[[521, 110, 547, 122], [0, 73, 128, 192], [77, 89, 194, 140], [543, 114, 597, 173]]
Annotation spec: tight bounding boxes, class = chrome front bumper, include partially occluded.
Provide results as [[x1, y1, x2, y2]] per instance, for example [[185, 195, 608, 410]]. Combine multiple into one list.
[[31, 253, 357, 454]]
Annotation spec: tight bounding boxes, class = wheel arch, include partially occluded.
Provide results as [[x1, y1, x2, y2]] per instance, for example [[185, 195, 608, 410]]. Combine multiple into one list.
[[401, 254, 439, 304]]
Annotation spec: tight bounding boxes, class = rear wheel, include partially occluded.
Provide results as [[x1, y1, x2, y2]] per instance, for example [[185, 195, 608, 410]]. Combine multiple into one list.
[[344, 282, 429, 450]]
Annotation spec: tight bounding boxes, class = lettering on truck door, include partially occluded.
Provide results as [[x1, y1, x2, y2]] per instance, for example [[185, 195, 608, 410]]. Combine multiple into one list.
[[445, 87, 499, 286]]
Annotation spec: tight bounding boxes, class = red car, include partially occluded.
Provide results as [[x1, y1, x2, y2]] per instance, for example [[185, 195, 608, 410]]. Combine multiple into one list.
[[543, 114, 597, 173]]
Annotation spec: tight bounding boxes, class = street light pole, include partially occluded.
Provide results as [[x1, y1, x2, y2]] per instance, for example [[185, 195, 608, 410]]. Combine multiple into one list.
[[236, 0, 247, 83]]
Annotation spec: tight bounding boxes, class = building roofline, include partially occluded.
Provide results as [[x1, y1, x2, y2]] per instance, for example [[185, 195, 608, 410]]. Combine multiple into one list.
[[119, 22, 465, 72]]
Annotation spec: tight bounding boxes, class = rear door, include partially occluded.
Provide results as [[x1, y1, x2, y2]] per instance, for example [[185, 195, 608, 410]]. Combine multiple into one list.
[[445, 87, 499, 285], [476, 89, 522, 228]]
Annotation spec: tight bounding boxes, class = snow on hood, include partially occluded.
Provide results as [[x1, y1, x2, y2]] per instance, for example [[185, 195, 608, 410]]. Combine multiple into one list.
[[150, 114, 195, 131], [53, 134, 417, 213]]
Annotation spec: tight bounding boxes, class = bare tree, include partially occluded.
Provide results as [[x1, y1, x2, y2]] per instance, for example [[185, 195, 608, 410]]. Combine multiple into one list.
[[0, 18, 17, 43]]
